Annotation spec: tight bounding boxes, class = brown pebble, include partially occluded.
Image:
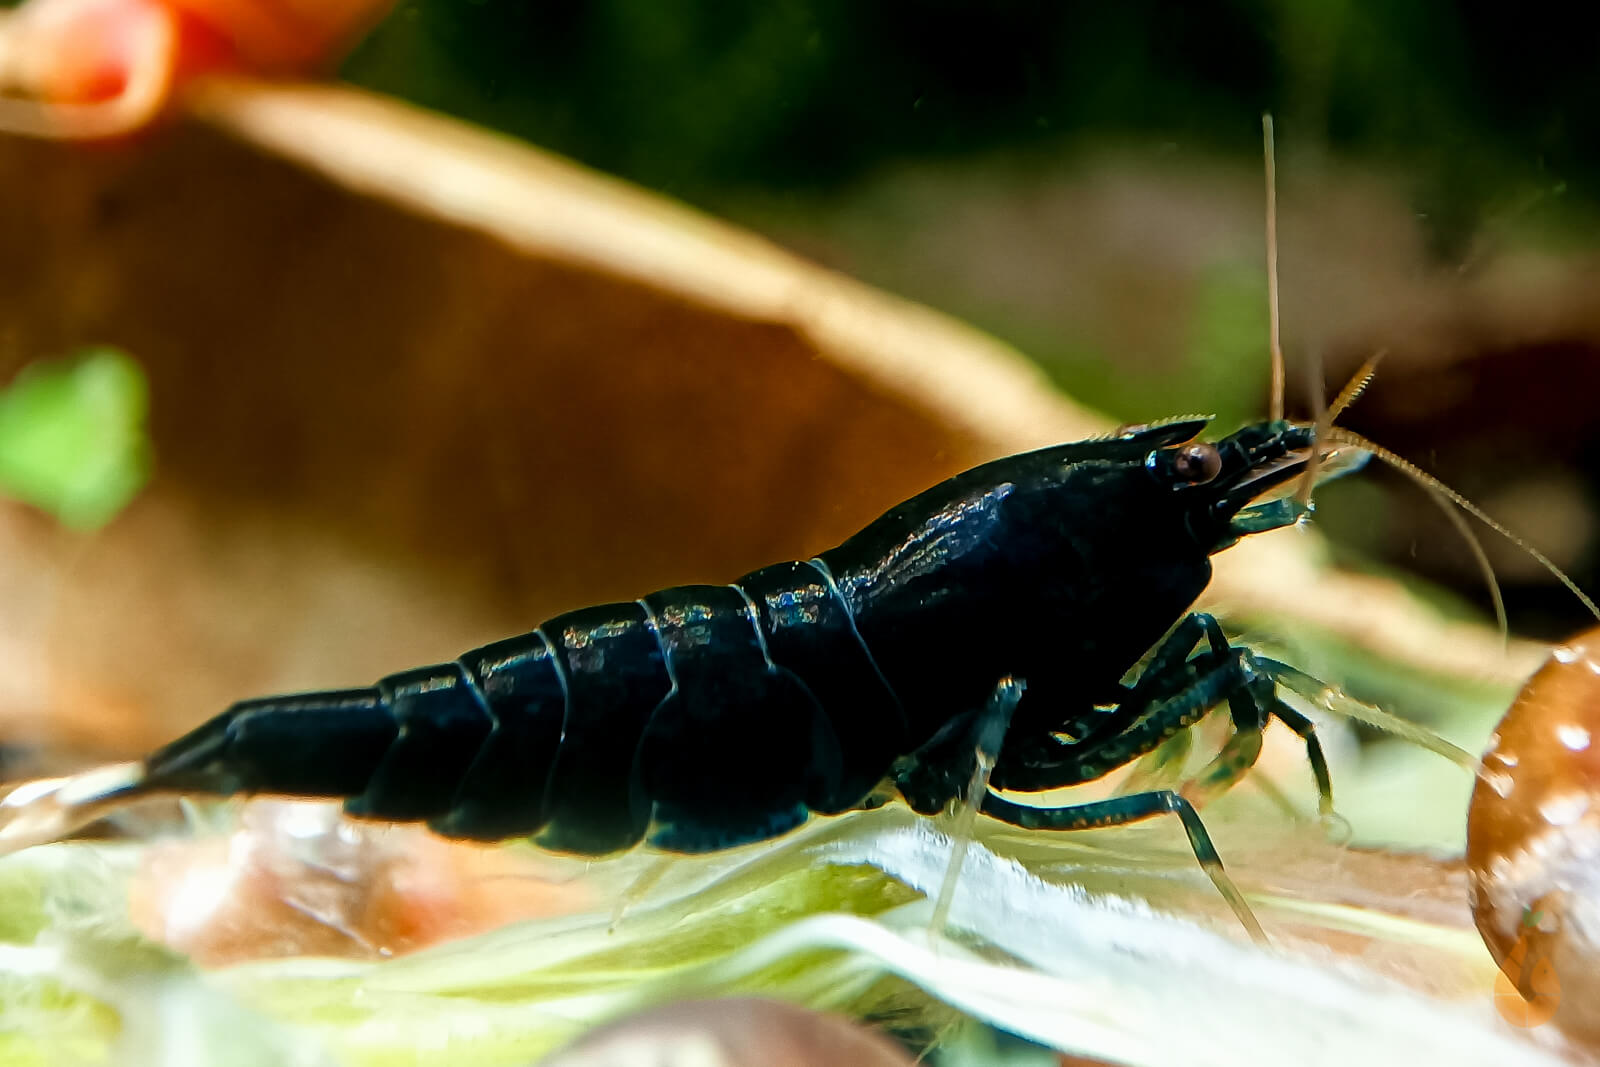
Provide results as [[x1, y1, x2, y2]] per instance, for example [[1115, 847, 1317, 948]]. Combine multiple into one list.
[[1467, 630, 1600, 1049]]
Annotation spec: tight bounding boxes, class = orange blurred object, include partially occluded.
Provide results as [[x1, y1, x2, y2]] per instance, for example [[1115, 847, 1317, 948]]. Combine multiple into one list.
[[0, 0, 394, 138], [1466, 627, 1600, 1050], [129, 800, 592, 966]]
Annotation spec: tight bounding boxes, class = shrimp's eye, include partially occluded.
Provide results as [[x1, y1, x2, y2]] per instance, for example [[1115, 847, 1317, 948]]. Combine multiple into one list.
[[1173, 443, 1222, 484]]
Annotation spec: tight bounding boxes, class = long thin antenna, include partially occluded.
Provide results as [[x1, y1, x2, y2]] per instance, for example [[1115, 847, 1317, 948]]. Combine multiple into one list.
[[1421, 480, 1510, 642], [1312, 363, 1507, 642], [1263, 114, 1285, 423], [1326, 426, 1600, 622]]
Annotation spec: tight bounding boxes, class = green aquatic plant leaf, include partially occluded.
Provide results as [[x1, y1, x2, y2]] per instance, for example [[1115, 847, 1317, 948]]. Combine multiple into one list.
[[0, 349, 153, 530]]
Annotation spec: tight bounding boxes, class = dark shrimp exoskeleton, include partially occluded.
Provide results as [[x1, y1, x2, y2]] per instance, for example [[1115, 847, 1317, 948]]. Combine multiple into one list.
[[1, 414, 1360, 940]]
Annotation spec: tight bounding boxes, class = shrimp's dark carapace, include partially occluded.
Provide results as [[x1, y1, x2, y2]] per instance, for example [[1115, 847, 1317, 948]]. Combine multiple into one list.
[[2, 418, 1349, 941]]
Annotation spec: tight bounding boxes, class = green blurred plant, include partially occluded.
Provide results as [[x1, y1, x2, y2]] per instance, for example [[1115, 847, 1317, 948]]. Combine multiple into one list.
[[0, 349, 153, 530]]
